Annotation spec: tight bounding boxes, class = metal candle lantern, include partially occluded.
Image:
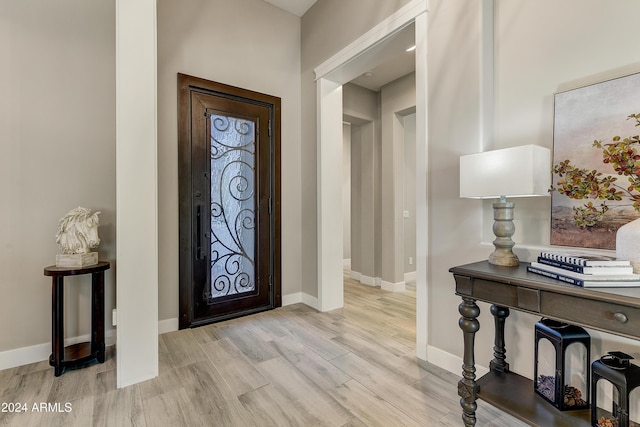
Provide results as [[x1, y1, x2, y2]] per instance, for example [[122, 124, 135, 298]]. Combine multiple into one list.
[[534, 318, 590, 411], [591, 351, 640, 427]]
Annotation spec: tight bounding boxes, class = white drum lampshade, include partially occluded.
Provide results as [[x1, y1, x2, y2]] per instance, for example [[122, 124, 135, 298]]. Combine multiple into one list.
[[460, 145, 551, 266]]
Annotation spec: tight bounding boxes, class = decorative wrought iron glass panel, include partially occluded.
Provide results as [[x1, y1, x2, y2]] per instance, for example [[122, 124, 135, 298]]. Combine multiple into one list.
[[207, 113, 255, 300]]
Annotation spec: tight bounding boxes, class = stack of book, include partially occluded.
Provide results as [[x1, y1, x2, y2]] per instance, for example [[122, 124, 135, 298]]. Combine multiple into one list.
[[527, 251, 640, 288]]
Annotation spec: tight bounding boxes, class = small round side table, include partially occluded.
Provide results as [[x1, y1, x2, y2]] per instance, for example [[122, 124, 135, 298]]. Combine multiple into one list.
[[44, 261, 110, 376]]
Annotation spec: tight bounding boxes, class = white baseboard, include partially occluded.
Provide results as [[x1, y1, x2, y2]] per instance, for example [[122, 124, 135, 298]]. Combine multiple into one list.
[[282, 292, 302, 306], [0, 330, 117, 371], [301, 293, 319, 310], [426, 344, 489, 378], [0, 342, 53, 371], [158, 318, 179, 334], [350, 271, 409, 292], [404, 271, 416, 282], [282, 292, 319, 311], [381, 280, 406, 292], [349, 270, 382, 288], [360, 274, 376, 287]]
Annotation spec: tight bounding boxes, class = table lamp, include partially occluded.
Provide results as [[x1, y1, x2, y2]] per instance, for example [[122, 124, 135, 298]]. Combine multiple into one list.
[[460, 145, 550, 266]]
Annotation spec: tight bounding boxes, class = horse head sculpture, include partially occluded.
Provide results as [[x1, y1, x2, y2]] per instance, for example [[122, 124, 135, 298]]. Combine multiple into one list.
[[56, 207, 101, 254]]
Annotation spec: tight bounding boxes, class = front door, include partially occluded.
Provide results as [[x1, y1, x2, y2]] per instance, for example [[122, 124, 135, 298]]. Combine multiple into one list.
[[178, 74, 281, 328]]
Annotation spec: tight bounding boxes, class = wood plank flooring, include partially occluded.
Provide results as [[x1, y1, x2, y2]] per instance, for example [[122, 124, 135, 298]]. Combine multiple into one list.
[[0, 276, 528, 426]]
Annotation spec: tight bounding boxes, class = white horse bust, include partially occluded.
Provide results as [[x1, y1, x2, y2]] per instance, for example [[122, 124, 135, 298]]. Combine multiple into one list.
[[56, 207, 101, 255]]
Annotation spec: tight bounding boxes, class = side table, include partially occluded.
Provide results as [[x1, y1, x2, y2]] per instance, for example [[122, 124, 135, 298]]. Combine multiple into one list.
[[44, 261, 110, 376]]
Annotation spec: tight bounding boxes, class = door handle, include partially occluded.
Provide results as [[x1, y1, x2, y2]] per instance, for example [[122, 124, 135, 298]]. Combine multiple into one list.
[[196, 204, 202, 260]]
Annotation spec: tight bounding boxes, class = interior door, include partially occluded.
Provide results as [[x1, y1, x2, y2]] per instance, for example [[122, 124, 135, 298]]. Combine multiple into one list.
[[178, 74, 281, 328]]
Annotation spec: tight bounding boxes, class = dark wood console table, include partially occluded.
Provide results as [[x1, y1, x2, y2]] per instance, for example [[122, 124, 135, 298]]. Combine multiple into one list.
[[44, 261, 110, 376], [450, 261, 640, 427]]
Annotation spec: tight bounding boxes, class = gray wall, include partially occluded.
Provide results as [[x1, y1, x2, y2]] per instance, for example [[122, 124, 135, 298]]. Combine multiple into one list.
[[427, 0, 640, 376], [0, 0, 302, 359], [344, 77, 417, 284], [0, 0, 116, 353], [301, 0, 412, 297], [309, 0, 640, 376], [156, 0, 302, 320], [343, 83, 380, 282], [488, 0, 640, 374], [426, 0, 489, 370], [380, 73, 416, 285]]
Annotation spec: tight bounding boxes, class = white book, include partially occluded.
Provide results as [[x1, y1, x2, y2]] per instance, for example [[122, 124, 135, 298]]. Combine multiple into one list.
[[539, 251, 630, 267], [536, 256, 634, 275]]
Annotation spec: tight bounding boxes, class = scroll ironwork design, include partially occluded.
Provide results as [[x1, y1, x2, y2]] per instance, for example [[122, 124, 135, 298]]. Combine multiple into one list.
[[205, 114, 256, 301]]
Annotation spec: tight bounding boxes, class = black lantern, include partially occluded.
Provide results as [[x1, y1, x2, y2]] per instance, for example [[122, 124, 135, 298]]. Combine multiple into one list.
[[534, 318, 590, 410], [591, 351, 640, 427]]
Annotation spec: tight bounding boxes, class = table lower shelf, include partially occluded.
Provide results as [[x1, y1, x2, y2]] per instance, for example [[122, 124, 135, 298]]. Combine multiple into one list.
[[49, 342, 103, 375], [477, 371, 590, 427]]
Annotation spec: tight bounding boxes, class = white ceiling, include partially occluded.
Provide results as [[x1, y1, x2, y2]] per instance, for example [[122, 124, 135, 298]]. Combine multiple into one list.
[[348, 23, 415, 91], [262, 0, 318, 17]]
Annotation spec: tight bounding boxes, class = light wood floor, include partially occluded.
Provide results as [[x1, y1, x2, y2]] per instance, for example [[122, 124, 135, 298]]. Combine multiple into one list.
[[0, 276, 528, 426]]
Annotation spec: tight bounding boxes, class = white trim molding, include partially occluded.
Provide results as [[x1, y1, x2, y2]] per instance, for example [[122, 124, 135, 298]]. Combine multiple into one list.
[[315, 0, 430, 361], [116, 0, 159, 389], [282, 292, 302, 306], [282, 292, 320, 311], [0, 331, 116, 371], [316, 78, 345, 312], [313, 0, 429, 80], [426, 345, 489, 379], [301, 293, 320, 311], [381, 280, 406, 292], [158, 318, 179, 335], [404, 271, 417, 282], [348, 270, 387, 288], [359, 274, 376, 287]]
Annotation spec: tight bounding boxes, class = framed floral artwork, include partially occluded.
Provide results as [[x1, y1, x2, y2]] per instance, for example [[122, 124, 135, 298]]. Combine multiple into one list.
[[550, 72, 640, 250]]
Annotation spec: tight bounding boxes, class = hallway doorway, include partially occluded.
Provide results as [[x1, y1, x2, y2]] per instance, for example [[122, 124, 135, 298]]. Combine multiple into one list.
[[315, 1, 429, 360], [343, 109, 417, 292]]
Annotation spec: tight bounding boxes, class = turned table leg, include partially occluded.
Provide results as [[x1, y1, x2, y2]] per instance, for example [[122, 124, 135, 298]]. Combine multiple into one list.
[[458, 296, 480, 427], [490, 304, 510, 373]]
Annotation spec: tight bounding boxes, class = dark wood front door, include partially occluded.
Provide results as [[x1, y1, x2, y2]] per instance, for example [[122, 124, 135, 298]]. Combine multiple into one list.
[[178, 74, 281, 329]]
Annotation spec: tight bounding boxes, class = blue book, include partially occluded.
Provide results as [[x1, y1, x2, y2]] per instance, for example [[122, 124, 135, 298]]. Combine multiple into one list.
[[527, 263, 640, 288]]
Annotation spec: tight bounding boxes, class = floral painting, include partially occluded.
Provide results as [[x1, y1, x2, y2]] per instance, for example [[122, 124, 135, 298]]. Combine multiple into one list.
[[550, 72, 640, 250]]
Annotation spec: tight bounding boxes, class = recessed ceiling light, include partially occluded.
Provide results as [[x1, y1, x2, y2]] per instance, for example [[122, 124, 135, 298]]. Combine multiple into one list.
[[406, 45, 416, 52]]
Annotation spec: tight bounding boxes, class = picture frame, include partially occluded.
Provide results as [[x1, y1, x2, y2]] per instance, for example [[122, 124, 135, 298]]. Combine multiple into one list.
[[551, 72, 640, 250]]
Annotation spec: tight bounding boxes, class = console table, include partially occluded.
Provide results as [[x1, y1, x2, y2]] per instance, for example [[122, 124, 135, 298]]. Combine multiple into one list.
[[44, 261, 110, 376], [450, 261, 640, 427]]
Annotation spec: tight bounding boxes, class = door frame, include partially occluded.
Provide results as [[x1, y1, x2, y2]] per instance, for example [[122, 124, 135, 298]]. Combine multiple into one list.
[[177, 73, 281, 329], [313, 0, 429, 361]]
